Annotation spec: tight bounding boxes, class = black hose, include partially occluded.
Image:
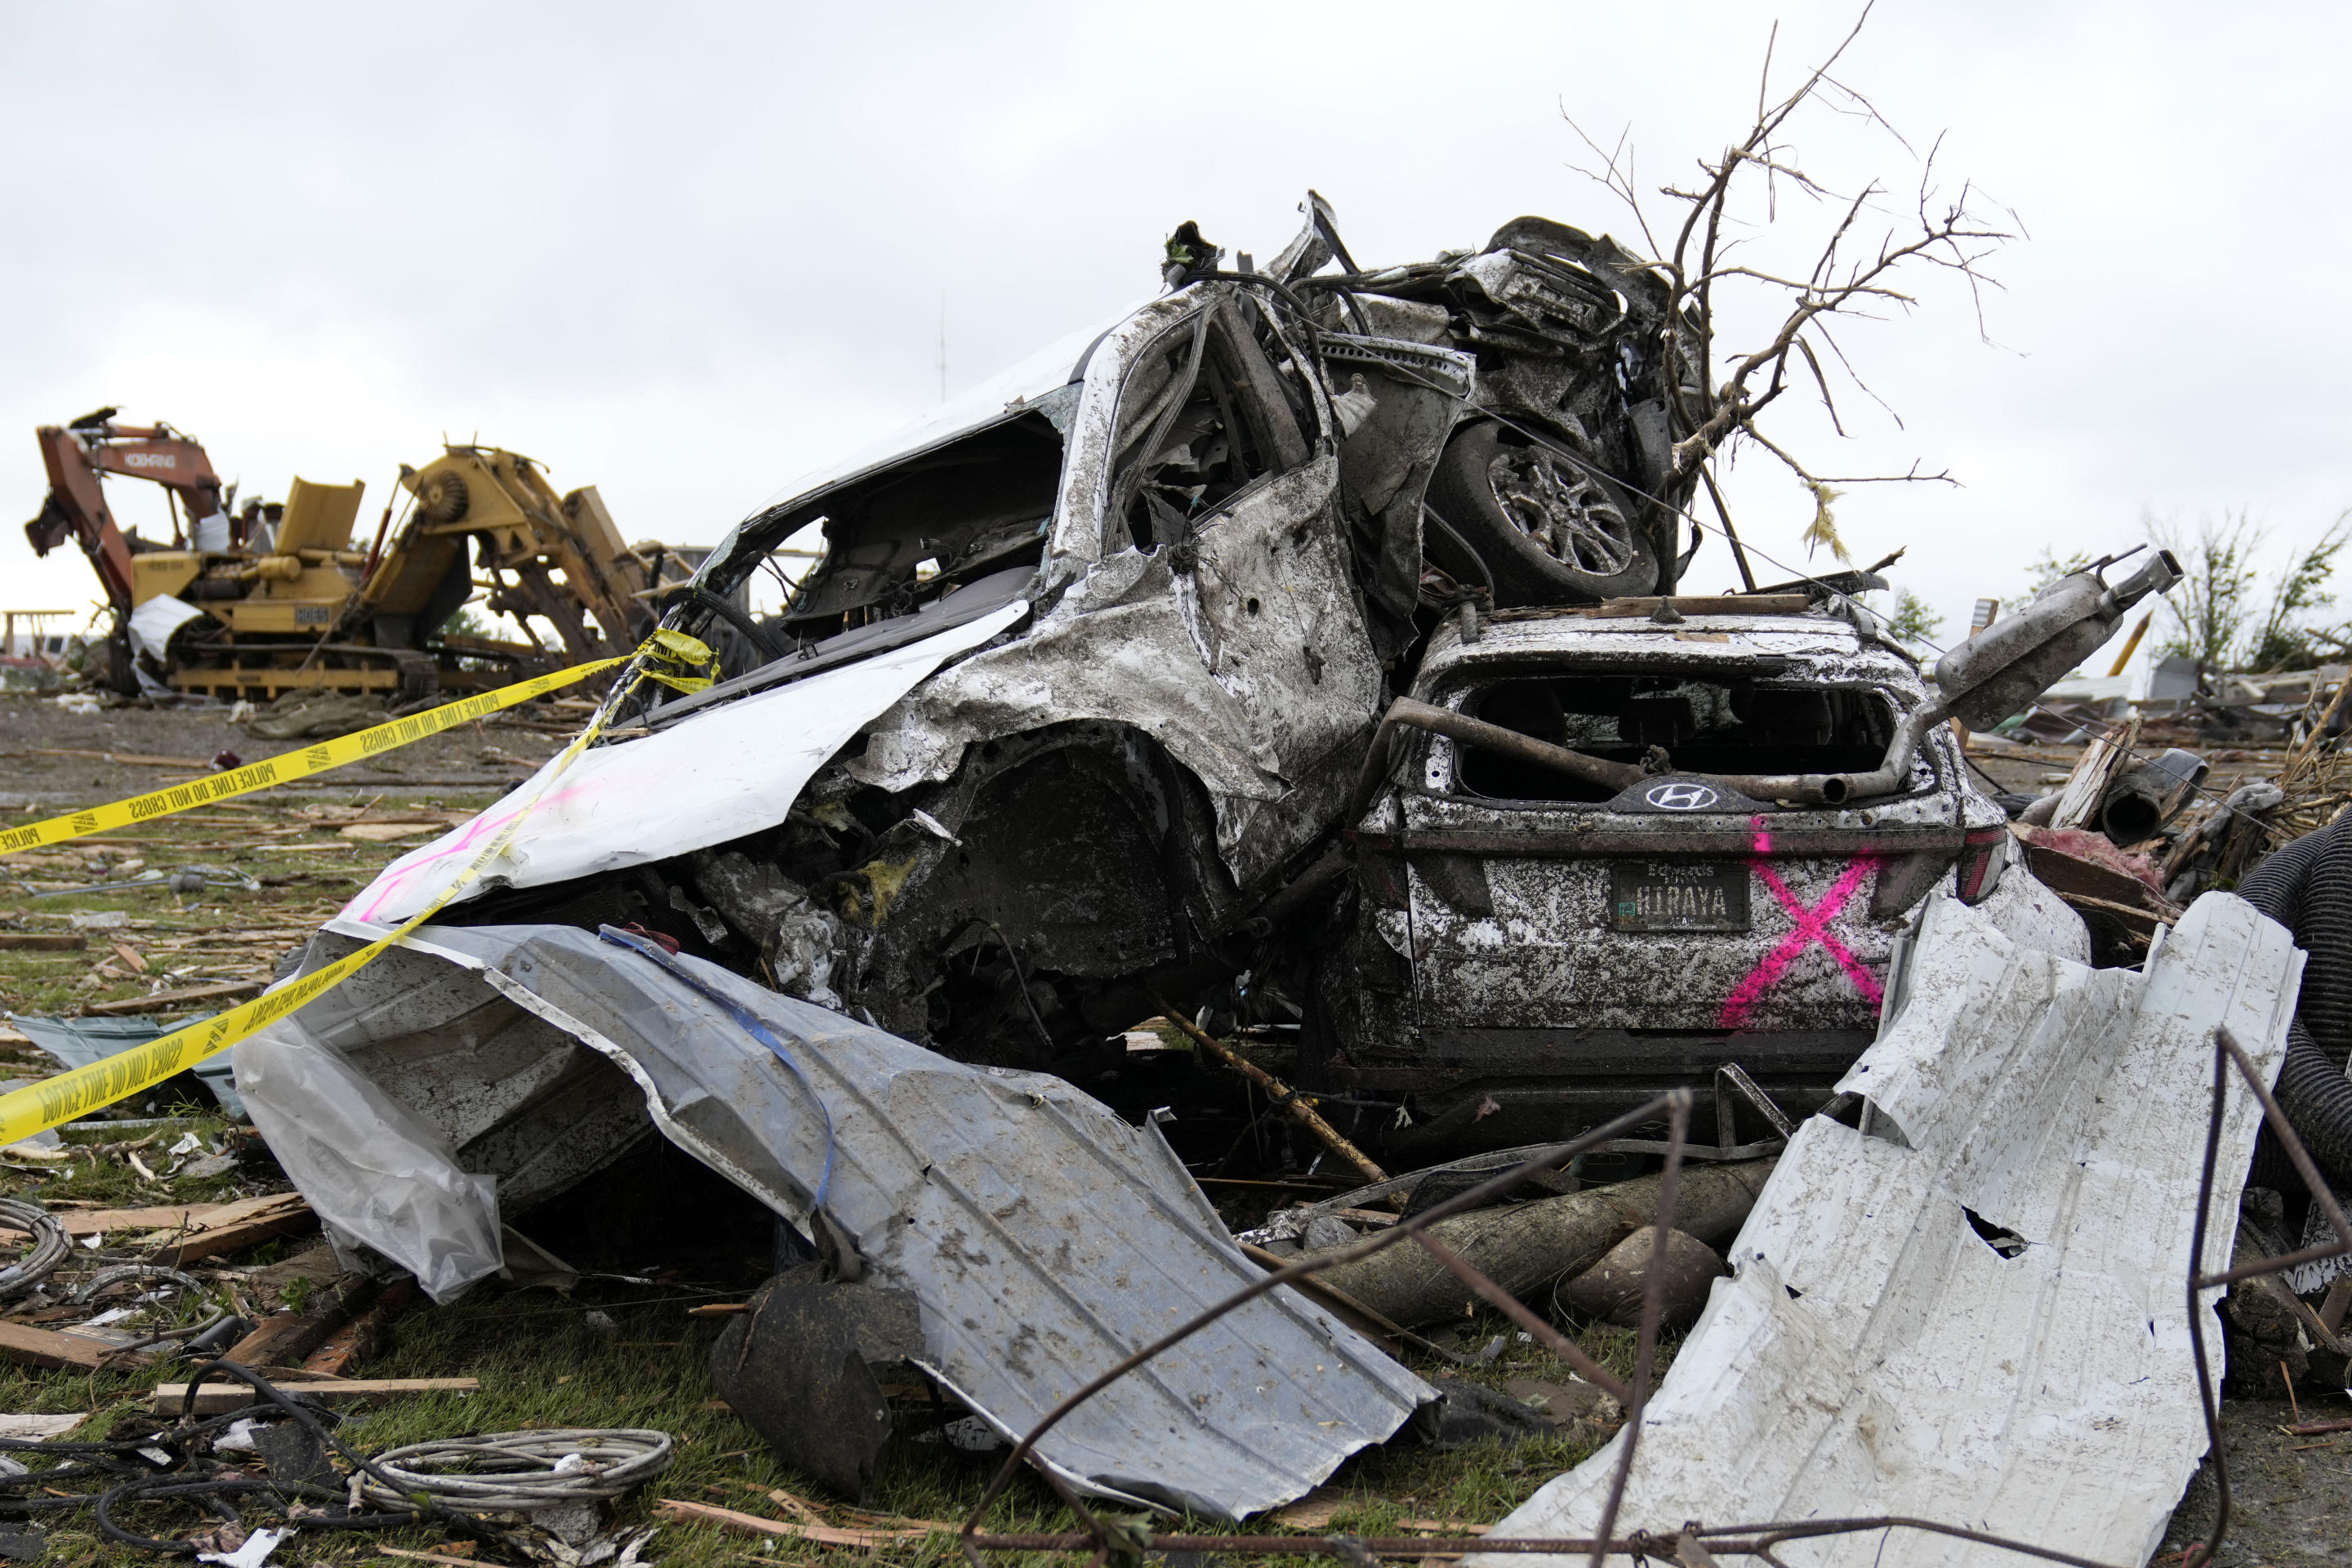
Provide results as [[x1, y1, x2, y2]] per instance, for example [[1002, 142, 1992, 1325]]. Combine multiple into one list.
[[2240, 818, 2352, 1067], [2270, 1022, 2352, 1182], [678, 586, 784, 663], [2238, 816, 2352, 1195]]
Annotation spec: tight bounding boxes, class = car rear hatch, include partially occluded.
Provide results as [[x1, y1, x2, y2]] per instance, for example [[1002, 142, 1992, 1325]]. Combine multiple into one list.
[[1343, 627, 1992, 1145]]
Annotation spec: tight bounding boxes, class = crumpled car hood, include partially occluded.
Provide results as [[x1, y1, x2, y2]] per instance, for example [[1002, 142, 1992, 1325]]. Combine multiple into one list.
[[340, 600, 1027, 928]]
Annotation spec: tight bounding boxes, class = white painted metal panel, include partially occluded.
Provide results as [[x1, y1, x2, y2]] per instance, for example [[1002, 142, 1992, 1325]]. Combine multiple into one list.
[[340, 602, 1026, 926], [1477, 889, 2300, 1566]]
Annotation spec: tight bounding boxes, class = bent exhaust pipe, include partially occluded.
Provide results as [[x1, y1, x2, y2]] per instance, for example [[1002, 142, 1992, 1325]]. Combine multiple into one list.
[[1352, 549, 2181, 820], [1345, 695, 1944, 818], [1344, 697, 1645, 824], [1934, 550, 2183, 730]]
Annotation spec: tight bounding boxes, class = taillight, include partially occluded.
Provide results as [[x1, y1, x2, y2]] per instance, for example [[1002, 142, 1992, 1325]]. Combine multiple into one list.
[[1954, 825, 2010, 905]]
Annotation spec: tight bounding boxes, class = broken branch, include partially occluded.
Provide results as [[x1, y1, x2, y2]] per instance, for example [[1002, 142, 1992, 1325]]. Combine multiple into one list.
[[1155, 1002, 1386, 1183]]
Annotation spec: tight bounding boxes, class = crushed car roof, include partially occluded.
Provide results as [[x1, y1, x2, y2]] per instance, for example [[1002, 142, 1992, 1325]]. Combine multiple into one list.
[[739, 308, 1133, 524], [1412, 608, 1913, 683]]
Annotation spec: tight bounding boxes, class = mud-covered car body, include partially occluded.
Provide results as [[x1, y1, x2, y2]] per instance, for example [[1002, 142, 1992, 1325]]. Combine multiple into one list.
[[1307, 213, 1701, 606], [344, 203, 1713, 1065], [1307, 603, 2088, 1157]]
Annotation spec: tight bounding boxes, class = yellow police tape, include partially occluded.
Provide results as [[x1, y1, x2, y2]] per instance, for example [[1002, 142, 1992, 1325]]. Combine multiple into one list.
[[0, 629, 716, 1145]]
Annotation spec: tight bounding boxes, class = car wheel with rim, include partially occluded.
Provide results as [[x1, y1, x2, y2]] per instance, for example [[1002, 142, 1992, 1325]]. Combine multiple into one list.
[[1423, 421, 1657, 605]]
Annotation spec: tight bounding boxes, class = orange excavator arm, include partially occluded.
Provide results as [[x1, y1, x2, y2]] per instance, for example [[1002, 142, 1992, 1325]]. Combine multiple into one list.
[[24, 409, 226, 612]]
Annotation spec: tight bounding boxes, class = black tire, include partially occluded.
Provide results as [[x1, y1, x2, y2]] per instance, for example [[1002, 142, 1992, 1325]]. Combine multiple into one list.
[[1423, 422, 1657, 605], [103, 627, 140, 697]]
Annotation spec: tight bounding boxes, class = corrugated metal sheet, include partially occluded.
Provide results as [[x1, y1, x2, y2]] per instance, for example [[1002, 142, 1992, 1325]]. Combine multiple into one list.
[[1475, 889, 2300, 1566], [240, 922, 1432, 1520]]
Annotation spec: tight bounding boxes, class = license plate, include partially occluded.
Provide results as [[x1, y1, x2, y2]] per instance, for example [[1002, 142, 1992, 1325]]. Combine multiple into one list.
[[1610, 860, 1750, 932]]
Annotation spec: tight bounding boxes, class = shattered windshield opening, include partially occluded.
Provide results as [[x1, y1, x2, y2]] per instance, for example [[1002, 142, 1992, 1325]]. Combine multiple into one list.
[[771, 412, 1064, 641], [665, 409, 1069, 688], [1454, 671, 1899, 803]]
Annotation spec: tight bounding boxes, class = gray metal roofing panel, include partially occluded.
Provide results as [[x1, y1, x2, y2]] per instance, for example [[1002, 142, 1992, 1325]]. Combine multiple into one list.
[[407, 923, 1432, 1520]]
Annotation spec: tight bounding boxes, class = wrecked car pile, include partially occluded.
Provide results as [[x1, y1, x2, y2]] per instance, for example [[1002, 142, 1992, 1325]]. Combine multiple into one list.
[[0, 192, 2342, 1566]]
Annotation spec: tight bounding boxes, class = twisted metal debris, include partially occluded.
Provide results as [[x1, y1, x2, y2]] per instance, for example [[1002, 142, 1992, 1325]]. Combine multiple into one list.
[[953, 1024, 2347, 1566]]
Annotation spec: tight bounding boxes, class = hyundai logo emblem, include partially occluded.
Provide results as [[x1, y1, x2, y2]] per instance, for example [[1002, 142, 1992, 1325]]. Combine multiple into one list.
[[1644, 782, 1720, 812]]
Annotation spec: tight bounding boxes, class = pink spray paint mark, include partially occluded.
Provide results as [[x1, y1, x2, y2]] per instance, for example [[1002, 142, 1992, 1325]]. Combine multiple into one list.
[[345, 777, 595, 924], [1717, 816, 1882, 1028]]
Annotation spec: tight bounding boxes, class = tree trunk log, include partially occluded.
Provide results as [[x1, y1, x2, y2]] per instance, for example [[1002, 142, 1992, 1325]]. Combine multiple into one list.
[[1310, 1158, 1777, 1329]]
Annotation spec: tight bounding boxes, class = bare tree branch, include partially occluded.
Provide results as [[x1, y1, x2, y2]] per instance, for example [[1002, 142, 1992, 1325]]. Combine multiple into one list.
[[1557, 2, 2009, 574]]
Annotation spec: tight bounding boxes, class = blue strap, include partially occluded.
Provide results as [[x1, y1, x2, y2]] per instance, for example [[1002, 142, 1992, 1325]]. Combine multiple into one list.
[[594, 924, 836, 1210]]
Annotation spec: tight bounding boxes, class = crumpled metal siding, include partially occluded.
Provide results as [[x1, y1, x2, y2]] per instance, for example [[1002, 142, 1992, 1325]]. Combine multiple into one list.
[[248, 921, 1431, 1520], [1474, 889, 2299, 1566]]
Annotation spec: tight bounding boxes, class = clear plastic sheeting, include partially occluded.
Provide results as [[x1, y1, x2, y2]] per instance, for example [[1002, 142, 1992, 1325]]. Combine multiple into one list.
[[1474, 889, 2301, 1568], [233, 1012, 501, 1303], [251, 920, 1432, 1520]]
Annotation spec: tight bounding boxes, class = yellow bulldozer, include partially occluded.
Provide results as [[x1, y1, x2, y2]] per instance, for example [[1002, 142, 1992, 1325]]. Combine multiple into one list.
[[25, 412, 706, 702]]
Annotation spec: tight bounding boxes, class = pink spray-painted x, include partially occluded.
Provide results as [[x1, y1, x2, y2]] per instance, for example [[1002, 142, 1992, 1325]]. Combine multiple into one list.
[[1717, 817, 1883, 1028]]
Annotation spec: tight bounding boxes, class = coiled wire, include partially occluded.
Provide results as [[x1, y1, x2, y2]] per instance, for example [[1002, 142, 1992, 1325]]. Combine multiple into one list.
[[0, 1198, 71, 1298], [70, 1265, 212, 1304], [355, 1428, 674, 1512], [30, 1362, 675, 1555]]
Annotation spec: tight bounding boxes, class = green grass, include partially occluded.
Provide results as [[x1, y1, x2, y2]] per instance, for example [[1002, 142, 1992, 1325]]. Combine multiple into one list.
[[0, 782, 1673, 1566], [0, 1241, 1664, 1568], [0, 788, 507, 1021]]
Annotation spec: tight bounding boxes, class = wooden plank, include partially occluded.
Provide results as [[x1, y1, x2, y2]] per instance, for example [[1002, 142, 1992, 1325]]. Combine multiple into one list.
[[2049, 714, 2139, 830], [0, 934, 83, 952], [653, 1499, 938, 1547], [243, 1241, 345, 1296], [0, 1321, 130, 1371], [2020, 842, 2169, 912], [163, 1192, 315, 1265], [45, 1203, 221, 1237], [151, 1377, 479, 1415], [84, 980, 265, 1017], [27, 749, 220, 769], [181, 1191, 305, 1227], [222, 1272, 376, 1368], [299, 1281, 412, 1377]]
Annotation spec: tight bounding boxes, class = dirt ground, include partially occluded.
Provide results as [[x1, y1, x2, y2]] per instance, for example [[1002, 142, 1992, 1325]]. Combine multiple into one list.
[[2165, 1394, 2352, 1565], [0, 691, 577, 809]]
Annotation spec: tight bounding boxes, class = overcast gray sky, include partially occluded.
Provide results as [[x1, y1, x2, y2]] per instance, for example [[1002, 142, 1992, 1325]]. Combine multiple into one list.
[[5, 1, 2347, 653]]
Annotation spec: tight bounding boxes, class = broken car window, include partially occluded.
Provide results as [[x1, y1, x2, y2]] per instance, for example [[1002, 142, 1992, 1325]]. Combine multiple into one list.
[[666, 410, 1068, 685], [773, 414, 1064, 642], [1453, 672, 1900, 803], [1107, 302, 1310, 555]]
